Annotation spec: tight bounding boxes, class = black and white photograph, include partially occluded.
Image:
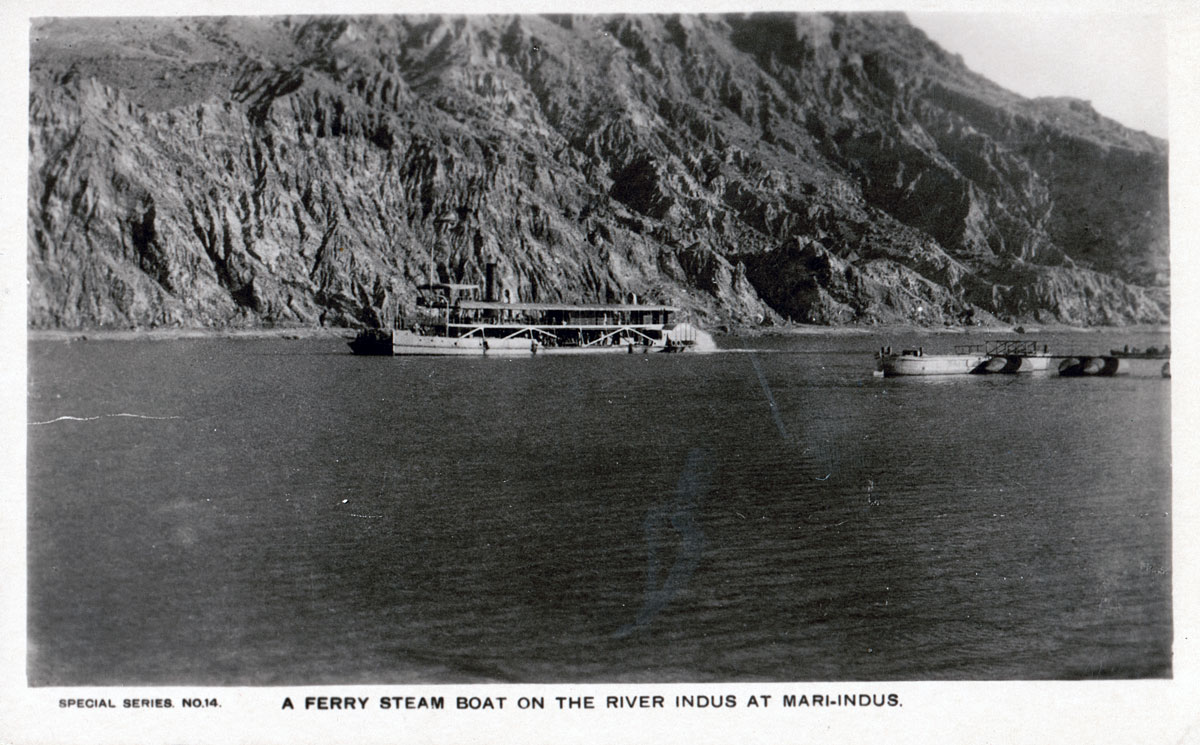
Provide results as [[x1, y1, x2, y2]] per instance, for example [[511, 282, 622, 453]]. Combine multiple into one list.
[[5, 0, 1198, 742]]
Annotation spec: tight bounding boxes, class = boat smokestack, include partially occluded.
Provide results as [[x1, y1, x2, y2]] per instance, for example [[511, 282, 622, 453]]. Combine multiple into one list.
[[485, 262, 497, 302]]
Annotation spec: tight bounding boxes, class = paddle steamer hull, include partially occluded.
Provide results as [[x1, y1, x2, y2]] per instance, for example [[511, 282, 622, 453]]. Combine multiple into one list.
[[356, 323, 710, 356]]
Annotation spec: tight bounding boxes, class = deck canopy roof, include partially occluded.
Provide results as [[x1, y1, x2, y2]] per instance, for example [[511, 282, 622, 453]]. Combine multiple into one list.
[[454, 300, 678, 313]]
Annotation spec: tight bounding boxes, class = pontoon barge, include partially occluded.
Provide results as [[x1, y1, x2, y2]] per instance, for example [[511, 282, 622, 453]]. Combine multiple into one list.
[[875, 340, 1053, 376]]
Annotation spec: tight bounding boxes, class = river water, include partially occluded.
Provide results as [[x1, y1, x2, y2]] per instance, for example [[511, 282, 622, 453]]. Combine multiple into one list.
[[26, 329, 1171, 684]]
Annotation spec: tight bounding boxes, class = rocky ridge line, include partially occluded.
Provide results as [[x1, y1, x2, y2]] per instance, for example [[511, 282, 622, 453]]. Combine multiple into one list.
[[28, 14, 1169, 330]]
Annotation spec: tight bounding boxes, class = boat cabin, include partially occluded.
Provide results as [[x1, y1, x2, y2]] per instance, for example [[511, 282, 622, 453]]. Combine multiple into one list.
[[405, 282, 684, 348]]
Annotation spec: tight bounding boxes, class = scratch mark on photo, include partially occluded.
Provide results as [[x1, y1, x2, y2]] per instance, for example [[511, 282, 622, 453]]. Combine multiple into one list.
[[29, 413, 184, 426]]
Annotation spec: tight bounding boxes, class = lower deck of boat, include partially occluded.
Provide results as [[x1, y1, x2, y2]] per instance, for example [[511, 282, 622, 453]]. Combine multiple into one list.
[[350, 321, 705, 356]]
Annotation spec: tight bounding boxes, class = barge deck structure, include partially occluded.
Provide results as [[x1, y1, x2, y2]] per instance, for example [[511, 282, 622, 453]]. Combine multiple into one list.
[[875, 339, 1170, 378], [876, 339, 1054, 377], [1058, 345, 1170, 378]]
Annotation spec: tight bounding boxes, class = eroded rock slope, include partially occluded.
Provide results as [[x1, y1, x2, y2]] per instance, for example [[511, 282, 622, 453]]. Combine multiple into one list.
[[28, 14, 1169, 329]]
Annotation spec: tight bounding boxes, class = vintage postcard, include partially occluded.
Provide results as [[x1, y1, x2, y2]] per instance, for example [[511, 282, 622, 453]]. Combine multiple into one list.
[[4, 0, 1196, 742]]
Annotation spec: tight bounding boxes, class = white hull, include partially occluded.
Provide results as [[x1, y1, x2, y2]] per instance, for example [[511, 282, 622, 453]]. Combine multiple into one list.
[[1020, 355, 1055, 372], [880, 354, 988, 376], [391, 340, 660, 356], [392, 331, 533, 356], [878, 340, 1062, 377], [386, 325, 713, 356]]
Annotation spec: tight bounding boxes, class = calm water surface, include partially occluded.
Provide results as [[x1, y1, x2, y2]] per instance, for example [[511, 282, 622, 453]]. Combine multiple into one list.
[[27, 330, 1171, 683]]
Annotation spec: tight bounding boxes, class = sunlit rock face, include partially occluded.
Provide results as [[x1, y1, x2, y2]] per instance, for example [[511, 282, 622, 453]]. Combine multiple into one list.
[[28, 14, 1168, 329]]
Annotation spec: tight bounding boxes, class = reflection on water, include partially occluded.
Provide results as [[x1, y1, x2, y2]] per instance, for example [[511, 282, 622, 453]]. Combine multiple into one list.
[[27, 329, 1171, 683]]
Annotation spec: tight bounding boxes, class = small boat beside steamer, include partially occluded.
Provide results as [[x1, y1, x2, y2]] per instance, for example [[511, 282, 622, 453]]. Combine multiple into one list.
[[875, 340, 1053, 377], [350, 276, 712, 356]]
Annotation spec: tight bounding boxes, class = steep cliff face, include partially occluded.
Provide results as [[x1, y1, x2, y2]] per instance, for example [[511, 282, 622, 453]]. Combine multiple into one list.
[[28, 14, 1169, 329]]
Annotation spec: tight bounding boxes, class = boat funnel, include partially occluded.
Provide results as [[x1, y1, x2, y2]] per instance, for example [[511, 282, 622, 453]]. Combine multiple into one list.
[[485, 262, 497, 302]]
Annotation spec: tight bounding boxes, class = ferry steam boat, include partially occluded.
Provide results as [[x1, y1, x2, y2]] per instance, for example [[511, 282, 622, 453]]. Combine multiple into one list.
[[875, 340, 1053, 377], [350, 280, 711, 356]]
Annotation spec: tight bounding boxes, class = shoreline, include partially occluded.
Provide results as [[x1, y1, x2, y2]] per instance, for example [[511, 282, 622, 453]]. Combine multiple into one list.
[[746, 322, 1171, 337], [27, 326, 356, 342], [26, 323, 1171, 343]]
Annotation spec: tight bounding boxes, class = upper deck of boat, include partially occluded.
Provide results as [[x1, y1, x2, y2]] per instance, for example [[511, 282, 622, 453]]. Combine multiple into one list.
[[453, 300, 677, 313], [414, 282, 681, 328]]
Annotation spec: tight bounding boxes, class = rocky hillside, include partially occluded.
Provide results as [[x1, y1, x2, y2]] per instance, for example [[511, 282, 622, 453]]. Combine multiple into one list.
[[28, 14, 1169, 330]]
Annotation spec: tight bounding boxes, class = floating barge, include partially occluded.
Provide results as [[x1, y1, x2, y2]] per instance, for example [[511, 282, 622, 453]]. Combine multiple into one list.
[[875, 340, 1170, 378], [1057, 345, 1170, 378], [875, 340, 1052, 377]]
